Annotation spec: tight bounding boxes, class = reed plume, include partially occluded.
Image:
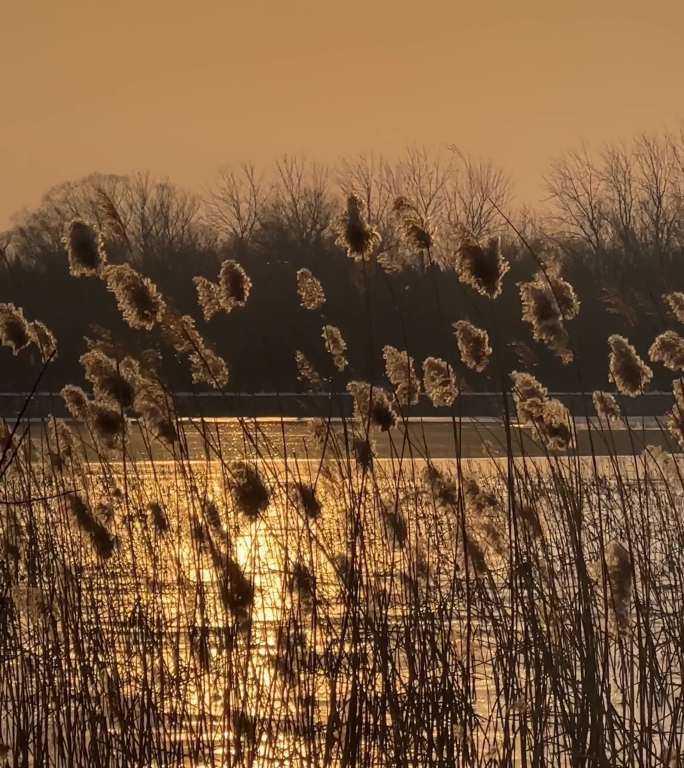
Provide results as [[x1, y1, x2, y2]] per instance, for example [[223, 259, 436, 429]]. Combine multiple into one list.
[[463, 533, 489, 577], [383, 345, 420, 406], [422, 356, 459, 407], [537, 398, 574, 452], [649, 330, 684, 371], [296, 268, 326, 310], [295, 350, 323, 391], [45, 418, 75, 471], [289, 562, 316, 606], [102, 264, 166, 331], [61, 385, 90, 419], [456, 236, 509, 299], [519, 268, 579, 364], [509, 371, 547, 423], [322, 325, 348, 371], [292, 481, 321, 519], [454, 320, 492, 372], [80, 350, 138, 410], [667, 378, 684, 449], [202, 496, 223, 530], [191, 346, 229, 389], [0, 303, 30, 355], [510, 371, 572, 451], [28, 321, 57, 361], [193, 277, 223, 321], [347, 380, 397, 431], [209, 541, 254, 619], [163, 312, 229, 388], [422, 463, 458, 508], [219, 259, 252, 309], [61, 383, 125, 448], [463, 477, 507, 557], [63, 219, 106, 277], [605, 539, 632, 632], [147, 501, 169, 534], [46, 418, 75, 459], [608, 334, 653, 397], [664, 292, 684, 324], [89, 401, 126, 449], [592, 391, 621, 421], [0, 304, 57, 363], [133, 377, 177, 444], [352, 434, 375, 468], [68, 493, 117, 558], [516, 500, 543, 539], [335, 194, 380, 261], [194, 260, 252, 319], [392, 196, 433, 254], [381, 503, 408, 548], [231, 461, 270, 519], [463, 477, 502, 517]]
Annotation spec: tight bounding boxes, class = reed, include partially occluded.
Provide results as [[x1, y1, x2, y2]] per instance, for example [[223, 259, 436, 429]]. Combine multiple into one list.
[[0, 194, 683, 768]]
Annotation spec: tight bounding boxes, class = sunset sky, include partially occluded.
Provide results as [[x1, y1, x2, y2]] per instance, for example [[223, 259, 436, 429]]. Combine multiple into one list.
[[2, 0, 683, 229]]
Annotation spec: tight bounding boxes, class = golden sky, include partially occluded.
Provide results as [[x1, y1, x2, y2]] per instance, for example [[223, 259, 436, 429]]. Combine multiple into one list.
[[2, 0, 683, 228]]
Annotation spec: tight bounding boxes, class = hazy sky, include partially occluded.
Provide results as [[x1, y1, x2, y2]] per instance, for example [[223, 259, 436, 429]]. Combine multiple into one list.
[[2, 0, 683, 228]]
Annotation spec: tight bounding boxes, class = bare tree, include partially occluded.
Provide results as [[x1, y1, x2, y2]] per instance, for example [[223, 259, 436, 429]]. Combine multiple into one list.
[[382, 147, 454, 270], [600, 143, 637, 255], [547, 133, 684, 260], [392, 146, 451, 225], [4, 172, 204, 270], [204, 164, 264, 248], [545, 145, 608, 254], [267, 155, 333, 246], [633, 133, 681, 255], [120, 173, 202, 259], [337, 153, 395, 229], [445, 149, 512, 241]]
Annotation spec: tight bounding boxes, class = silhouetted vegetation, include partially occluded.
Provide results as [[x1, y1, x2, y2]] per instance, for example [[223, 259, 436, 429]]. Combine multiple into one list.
[[2, 136, 683, 398], [3, 131, 684, 767]]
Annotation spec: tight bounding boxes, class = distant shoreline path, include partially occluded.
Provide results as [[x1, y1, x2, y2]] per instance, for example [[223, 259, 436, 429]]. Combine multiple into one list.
[[17, 412, 679, 460], [0, 390, 676, 421]]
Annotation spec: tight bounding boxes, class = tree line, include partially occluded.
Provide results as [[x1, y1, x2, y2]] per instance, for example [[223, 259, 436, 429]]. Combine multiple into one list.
[[1, 134, 684, 398]]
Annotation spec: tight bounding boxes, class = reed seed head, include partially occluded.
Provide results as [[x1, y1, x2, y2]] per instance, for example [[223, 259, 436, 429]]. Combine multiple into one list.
[[102, 264, 166, 331], [422, 356, 459, 407], [80, 349, 137, 410], [295, 350, 322, 391], [347, 380, 397, 431], [649, 330, 684, 372], [61, 385, 90, 420], [519, 270, 578, 364], [322, 325, 348, 371], [664, 292, 684, 324], [218, 260, 252, 311], [231, 461, 270, 519], [383, 345, 420, 406], [292, 481, 321, 519], [456, 237, 509, 299], [63, 219, 106, 277], [193, 276, 223, 321], [28, 321, 57, 361], [296, 268, 326, 310], [592, 391, 621, 422], [605, 539, 632, 632], [607, 334, 653, 397], [454, 320, 492, 373], [0, 303, 31, 355], [335, 194, 381, 261]]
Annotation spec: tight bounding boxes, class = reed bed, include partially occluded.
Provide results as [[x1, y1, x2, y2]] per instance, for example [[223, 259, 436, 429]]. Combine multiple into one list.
[[1, 199, 684, 768]]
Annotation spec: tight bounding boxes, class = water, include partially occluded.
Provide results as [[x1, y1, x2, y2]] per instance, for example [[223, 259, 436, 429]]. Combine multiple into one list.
[[20, 415, 678, 462], [2, 418, 683, 766]]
